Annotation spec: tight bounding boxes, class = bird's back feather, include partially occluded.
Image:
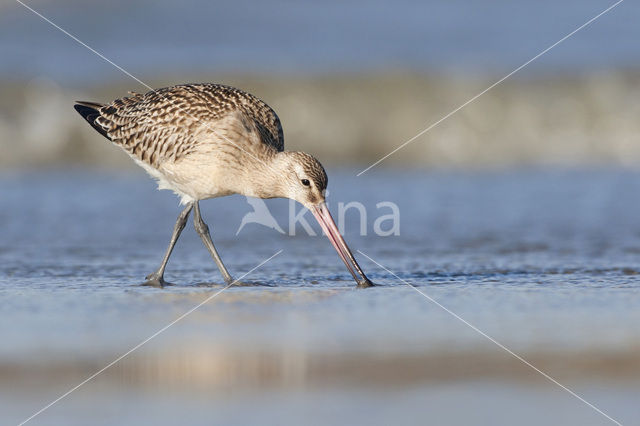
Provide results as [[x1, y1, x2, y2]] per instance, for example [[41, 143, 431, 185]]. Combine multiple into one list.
[[74, 83, 285, 169]]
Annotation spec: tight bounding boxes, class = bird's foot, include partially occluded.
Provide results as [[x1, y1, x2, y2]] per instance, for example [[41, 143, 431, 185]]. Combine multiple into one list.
[[224, 277, 247, 286], [142, 272, 173, 287], [357, 278, 376, 289]]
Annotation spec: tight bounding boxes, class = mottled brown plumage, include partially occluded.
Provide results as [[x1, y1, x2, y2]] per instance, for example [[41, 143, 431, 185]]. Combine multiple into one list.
[[75, 83, 321, 204], [81, 83, 284, 169], [74, 83, 372, 288]]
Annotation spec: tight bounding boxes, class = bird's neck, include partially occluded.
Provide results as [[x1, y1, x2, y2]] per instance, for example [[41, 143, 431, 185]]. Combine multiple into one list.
[[240, 151, 291, 200]]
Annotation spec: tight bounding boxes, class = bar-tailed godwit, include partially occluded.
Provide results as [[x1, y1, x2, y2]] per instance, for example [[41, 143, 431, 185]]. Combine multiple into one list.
[[74, 83, 374, 288]]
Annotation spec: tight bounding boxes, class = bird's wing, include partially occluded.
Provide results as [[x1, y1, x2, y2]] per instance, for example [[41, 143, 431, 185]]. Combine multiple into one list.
[[87, 84, 284, 168]]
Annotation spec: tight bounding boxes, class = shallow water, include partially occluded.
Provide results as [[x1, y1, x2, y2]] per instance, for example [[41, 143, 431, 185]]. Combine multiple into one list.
[[1, 169, 640, 425]]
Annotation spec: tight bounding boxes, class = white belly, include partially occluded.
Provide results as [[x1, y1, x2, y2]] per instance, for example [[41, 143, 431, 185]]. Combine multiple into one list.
[[134, 148, 247, 205]]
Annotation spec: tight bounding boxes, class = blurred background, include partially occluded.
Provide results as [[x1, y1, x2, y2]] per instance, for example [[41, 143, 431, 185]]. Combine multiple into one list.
[[2, 0, 640, 169], [2, 1, 640, 425]]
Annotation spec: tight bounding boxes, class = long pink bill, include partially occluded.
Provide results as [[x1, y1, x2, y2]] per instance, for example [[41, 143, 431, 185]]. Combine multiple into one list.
[[311, 202, 374, 288]]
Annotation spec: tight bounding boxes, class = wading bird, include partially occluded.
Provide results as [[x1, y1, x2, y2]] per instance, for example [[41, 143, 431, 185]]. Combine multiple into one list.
[[74, 83, 373, 288]]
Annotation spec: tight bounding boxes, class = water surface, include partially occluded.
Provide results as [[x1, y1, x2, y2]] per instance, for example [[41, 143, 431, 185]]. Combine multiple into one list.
[[1, 169, 639, 425]]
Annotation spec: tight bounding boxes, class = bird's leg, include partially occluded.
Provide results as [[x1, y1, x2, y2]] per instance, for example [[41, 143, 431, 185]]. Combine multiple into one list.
[[143, 202, 194, 287], [193, 201, 235, 284]]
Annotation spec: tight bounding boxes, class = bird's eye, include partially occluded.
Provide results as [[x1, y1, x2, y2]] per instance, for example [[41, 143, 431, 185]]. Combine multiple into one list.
[[301, 179, 310, 186]]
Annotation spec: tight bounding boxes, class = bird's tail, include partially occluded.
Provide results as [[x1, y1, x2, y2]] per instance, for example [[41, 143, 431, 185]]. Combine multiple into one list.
[[73, 101, 109, 139]]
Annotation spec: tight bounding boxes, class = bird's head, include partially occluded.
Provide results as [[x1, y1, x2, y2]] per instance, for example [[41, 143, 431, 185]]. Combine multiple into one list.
[[278, 151, 328, 209], [264, 151, 373, 288]]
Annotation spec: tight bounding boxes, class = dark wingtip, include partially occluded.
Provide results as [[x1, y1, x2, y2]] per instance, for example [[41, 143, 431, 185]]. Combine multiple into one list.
[[74, 102, 109, 139]]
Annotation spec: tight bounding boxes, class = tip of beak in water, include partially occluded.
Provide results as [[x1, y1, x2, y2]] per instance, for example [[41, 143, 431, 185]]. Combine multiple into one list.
[[357, 278, 376, 288]]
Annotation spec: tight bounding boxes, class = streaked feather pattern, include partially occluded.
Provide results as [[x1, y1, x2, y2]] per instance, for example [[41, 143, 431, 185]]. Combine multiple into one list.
[[86, 83, 284, 168]]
